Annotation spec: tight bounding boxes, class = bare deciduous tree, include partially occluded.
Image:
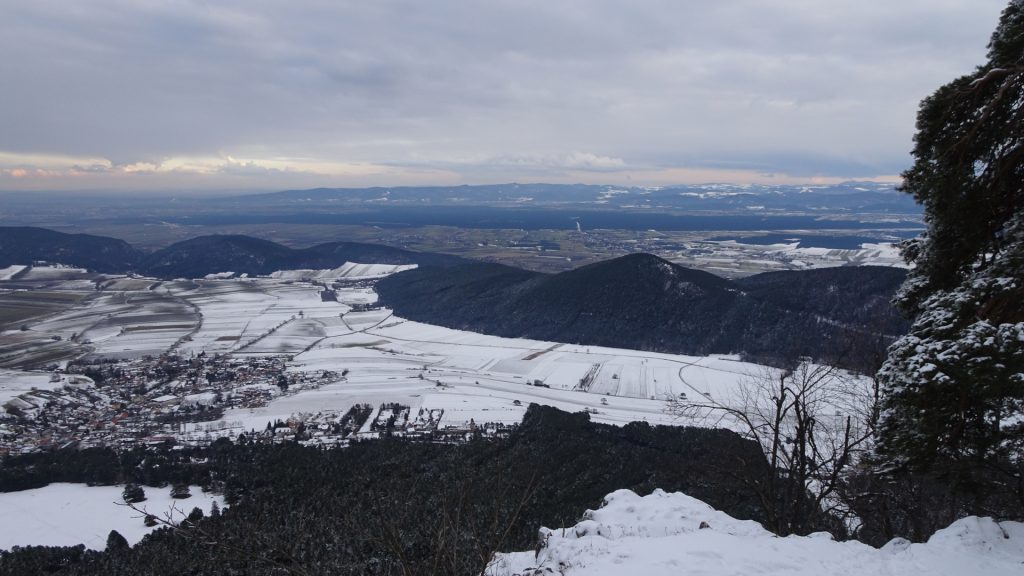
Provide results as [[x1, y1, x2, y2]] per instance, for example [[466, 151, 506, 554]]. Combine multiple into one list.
[[667, 360, 878, 535]]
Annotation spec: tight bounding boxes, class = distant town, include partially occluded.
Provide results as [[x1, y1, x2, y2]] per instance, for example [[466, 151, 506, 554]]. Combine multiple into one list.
[[0, 353, 516, 456]]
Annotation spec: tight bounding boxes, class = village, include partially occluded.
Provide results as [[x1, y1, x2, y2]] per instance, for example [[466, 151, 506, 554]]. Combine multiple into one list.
[[0, 352, 517, 456]]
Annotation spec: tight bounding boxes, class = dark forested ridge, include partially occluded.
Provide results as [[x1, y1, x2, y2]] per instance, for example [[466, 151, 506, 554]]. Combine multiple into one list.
[[138, 235, 468, 278], [0, 227, 143, 273], [138, 234, 294, 278], [377, 253, 908, 369], [0, 227, 467, 278], [733, 266, 909, 337], [0, 405, 794, 575]]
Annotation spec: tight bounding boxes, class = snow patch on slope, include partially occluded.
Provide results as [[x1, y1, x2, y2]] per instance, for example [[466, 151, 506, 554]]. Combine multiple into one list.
[[490, 489, 1024, 576], [270, 262, 417, 281], [0, 265, 27, 280]]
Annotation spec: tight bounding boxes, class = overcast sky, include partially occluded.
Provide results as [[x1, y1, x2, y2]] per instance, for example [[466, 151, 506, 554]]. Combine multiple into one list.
[[0, 0, 1011, 192]]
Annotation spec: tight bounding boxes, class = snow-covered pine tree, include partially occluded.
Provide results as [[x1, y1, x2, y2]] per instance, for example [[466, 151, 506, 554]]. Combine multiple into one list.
[[876, 1, 1024, 502], [105, 530, 129, 553], [122, 483, 146, 504]]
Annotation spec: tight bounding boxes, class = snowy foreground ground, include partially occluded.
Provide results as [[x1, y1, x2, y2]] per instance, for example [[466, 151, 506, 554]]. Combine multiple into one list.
[[0, 484, 1020, 573], [489, 489, 1024, 576], [0, 483, 223, 550]]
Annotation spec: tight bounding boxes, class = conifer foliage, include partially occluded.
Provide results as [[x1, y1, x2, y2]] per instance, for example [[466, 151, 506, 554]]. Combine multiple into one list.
[[877, 1, 1024, 507]]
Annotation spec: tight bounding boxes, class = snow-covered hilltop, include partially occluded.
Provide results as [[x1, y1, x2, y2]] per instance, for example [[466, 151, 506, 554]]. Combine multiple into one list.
[[490, 489, 1024, 576]]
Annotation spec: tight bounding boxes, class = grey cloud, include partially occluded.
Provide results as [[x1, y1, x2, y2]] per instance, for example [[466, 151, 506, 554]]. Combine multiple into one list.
[[0, 0, 1011, 189]]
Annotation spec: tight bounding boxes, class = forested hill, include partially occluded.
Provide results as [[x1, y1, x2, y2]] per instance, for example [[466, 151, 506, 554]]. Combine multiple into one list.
[[376, 254, 909, 368], [138, 235, 467, 278], [0, 227, 143, 273], [0, 227, 467, 278]]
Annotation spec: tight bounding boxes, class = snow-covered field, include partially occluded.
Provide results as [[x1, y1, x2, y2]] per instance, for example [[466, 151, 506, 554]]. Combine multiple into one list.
[[0, 369, 63, 405], [170, 279, 348, 356], [489, 489, 1024, 576], [194, 294, 870, 438], [0, 483, 223, 550], [167, 272, 747, 433], [682, 239, 908, 277], [270, 262, 417, 281], [0, 265, 27, 281], [197, 317, 797, 435], [763, 240, 906, 268], [0, 279, 198, 365], [13, 266, 94, 282]]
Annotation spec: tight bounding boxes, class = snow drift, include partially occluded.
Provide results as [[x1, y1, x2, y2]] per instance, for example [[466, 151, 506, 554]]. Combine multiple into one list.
[[489, 489, 1024, 576]]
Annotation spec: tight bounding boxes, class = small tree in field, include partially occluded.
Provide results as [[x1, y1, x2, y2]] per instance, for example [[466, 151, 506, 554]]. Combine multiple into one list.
[[122, 483, 146, 504], [170, 484, 191, 499]]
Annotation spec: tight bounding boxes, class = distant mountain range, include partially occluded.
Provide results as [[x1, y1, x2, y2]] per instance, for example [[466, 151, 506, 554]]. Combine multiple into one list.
[[376, 253, 908, 369], [0, 183, 923, 235], [225, 181, 920, 214], [0, 227, 466, 278]]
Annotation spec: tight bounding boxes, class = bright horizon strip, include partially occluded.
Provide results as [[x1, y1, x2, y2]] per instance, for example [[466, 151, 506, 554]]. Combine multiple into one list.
[[0, 151, 902, 192]]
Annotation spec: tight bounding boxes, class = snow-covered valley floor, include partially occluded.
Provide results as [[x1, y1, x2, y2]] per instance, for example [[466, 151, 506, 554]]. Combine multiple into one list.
[[3, 263, 873, 452]]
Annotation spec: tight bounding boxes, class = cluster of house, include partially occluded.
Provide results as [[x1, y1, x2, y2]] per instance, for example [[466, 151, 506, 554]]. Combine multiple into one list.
[[183, 401, 519, 450], [0, 353, 337, 455], [0, 351, 522, 455]]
